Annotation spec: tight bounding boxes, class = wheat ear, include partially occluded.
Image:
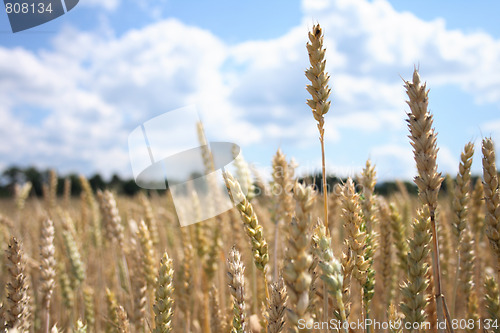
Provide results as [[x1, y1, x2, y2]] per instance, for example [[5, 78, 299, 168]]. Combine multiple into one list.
[[209, 285, 226, 333], [233, 144, 256, 201], [450, 142, 474, 315], [14, 182, 32, 212], [75, 320, 87, 333], [105, 288, 120, 333], [482, 138, 500, 275], [358, 161, 378, 324], [272, 148, 294, 223], [116, 306, 131, 333], [227, 246, 248, 333], [312, 222, 347, 331], [97, 190, 125, 248], [272, 148, 295, 281], [400, 207, 431, 331], [405, 69, 446, 330], [40, 219, 56, 333], [388, 304, 402, 333], [137, 220, 157, 288], [223, 170, 270, 303], [451, 142, 474, 240], [377, 199, 394, 309], [389, 203, 409, 273], [79, 175, 102, 247], [153, 252, 175, 333], [341, 178, 369, 285], [283, 207, 314, 332], [129, 236, 147, 333], [469, 178, 484, 237], [266, 276, 287, 333], [139, 192, 160, 247], [2, 237, 30, 332], [485, 275, 500, 326], [458, 229, 476, 317], [83, 287, 95, 332], [58, 263, 74, 310], [61, 223, 85, 285]]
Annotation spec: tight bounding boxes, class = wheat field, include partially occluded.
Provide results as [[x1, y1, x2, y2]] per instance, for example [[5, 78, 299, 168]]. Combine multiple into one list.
[[0, 23, 499, 333]]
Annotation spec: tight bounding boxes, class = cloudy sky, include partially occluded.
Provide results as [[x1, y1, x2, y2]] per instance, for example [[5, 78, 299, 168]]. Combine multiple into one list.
[[1, 0, 500, 182]]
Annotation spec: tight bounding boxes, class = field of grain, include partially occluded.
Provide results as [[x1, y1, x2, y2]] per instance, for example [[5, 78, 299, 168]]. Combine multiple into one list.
[[0, 23, 499, 333]]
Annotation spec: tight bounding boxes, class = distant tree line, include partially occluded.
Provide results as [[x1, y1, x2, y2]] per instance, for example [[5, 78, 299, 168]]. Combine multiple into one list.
[[0, 166, 143, 198], [0, 165, 487, 198], [297, 172, 488, 197]]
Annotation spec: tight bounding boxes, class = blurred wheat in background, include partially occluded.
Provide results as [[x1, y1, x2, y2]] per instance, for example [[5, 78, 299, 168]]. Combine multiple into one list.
[[0, 23, 499, 333]]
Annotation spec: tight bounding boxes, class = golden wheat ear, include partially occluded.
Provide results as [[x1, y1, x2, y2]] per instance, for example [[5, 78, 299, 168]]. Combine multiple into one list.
[[3, 237, 30, 332], [400, 207, 431, 330], [153, 252, 175, 333], [482, 138, 500, 269], [227, 246, 248, 333], [266, 276, 287, 333]]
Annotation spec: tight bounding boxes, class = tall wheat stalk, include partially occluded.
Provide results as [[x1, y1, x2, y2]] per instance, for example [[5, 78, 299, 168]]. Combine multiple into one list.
[[482, 138, 500, 279], [306, 23, 331, 230], [405, 69, 448, 332]]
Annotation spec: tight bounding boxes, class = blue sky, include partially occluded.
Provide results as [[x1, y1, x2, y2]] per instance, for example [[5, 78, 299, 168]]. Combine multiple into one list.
[[1, 0, 500, 182]]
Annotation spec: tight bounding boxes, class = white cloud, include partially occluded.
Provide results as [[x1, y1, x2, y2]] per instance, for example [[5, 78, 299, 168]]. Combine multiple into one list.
[[2, 0, 500, 180], [482, 120, 500, 134], [437, 145, 460, 176], [303, 0, 500, 105], [370, 144, 415, 180]]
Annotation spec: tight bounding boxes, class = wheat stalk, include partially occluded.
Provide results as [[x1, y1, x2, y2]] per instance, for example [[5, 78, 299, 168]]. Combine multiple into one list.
[[358, 161, 378, 324], [405, 69, 447, 330], [451, 142, 474, 315], [306, 23, 331, 231], [223, 170, 270, 302], [283, 196, 314, 333]]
